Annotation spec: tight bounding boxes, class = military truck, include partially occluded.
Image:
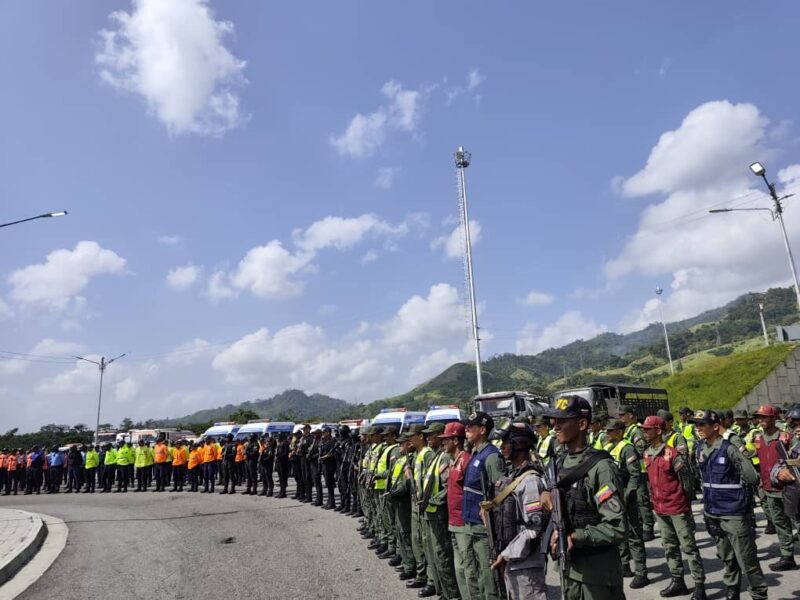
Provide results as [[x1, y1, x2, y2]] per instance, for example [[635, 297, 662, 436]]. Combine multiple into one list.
[[472, 390, 549, 422], [550, 382, 669, 420]]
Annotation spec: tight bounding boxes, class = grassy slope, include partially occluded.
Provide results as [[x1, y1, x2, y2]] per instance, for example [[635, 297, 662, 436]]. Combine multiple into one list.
[[654, 343, 797, 410]]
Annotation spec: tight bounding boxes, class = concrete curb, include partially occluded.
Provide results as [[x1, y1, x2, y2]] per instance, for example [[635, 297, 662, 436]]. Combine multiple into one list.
[[0, 511, 46, 587], [0, 514, 68, 600]]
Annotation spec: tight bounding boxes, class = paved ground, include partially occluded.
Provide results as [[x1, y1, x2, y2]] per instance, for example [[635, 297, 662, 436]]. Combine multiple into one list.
[[0, 509, 45, 585], [0, 486, 798, 600]]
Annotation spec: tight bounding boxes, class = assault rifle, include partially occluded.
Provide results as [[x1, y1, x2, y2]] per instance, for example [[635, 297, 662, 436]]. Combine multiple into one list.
[[776, 441, 800, 519], [546, 457, 569, 600], [480, 469, 505, 593]]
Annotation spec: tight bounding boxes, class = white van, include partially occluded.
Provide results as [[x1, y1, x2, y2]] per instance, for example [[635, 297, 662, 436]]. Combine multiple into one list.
[[266, 421, 295, 437], [371, 408, 426, 433], [200, 422, 241, 441], [425, 405, 464, 425]]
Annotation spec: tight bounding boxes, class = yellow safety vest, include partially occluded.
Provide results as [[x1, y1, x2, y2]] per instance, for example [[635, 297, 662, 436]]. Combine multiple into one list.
[[624, 424, 646, 472], [374, 444, 398, 490], [422, 451, 446, 513], [681, 423, 696, 452], [413, 446, 431, 492], [391, 454, 407, 484], [609, 439, 631, 464]]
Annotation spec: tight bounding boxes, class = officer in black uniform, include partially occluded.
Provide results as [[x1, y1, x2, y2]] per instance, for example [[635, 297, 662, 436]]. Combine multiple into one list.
[[319, 427, 338, 509], [258, 436, 276, 496], [309, 429, 324, 506], [243, 433, 260, 495], [335, 425, 354, 513], [219, 433, 238, 494]]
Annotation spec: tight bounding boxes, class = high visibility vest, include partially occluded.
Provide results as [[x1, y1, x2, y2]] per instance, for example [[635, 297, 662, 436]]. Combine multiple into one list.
[[6, 455, 17, 471], [537, 434, 554, 460], [390, 454, 407, 484], [104, 449, 117, 466], [422, 451, 446, 513], [666, 433, 677, 448], [154, 444, 168, 464], [173, 447, 188, 466], [85, 450, 100, 469], [166, 446, 174, 463], [369, 443, 385, 473], [188, 450, 202, 470], [202, 444, 217, 463], [0, 453, 5, 468], [412, 446, 431, 492], [593, 432, 607, 450], [624, 424, 647, 472], [235, 444, 245, 462], [682, 423, 696, 452], [609, 439, 632, 464], [744, 428, 761, 465], [374, 444, 398, 490]]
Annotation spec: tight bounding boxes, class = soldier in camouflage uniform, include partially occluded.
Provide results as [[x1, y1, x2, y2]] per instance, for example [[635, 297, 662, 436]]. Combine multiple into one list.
[[620, 405, 655, 541]]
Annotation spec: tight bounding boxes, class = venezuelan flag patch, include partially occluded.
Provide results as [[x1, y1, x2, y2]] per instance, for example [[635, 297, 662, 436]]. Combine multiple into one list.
[[525, 501, 542, 513], [594, 485, 614, 504]]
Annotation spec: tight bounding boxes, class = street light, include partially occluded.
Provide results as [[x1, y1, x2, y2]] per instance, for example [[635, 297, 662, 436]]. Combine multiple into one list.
[[655, 286, 675, 375], [758, 298, 769, 347], [0, 211, 68, 229], [709, 162, 800, 313], [75, 354, 126, 445]]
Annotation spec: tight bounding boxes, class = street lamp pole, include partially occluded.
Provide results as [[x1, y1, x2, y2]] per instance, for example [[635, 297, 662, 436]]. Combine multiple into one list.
[[76, 354, 126, 445], [758, 299, 769, 346], [655, 286, 675, 375], [0, 211, 68, 229]]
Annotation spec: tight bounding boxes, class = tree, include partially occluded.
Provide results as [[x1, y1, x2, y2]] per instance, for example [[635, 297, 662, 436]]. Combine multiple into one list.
[[229, 409, 260, 424], [119, 417, 134, 431]]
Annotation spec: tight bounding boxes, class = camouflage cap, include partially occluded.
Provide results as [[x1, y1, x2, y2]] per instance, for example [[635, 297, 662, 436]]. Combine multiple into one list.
[[721, 409, 734, 420], [591, 411, 608, 424], [421, 421, 446, 435], [657, 409, 674, 422], [733, 409, 749, 419], [404, 423, 427, 437], [605, 418, 626, 431], [533, 415, 551, 427], [381, 425, 400, 436], [618, 405, 635, 416]]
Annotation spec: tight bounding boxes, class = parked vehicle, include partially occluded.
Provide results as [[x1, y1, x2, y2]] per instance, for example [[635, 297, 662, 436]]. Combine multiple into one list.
[[371, 408, 426, 433], [550, 382, 669, 420]]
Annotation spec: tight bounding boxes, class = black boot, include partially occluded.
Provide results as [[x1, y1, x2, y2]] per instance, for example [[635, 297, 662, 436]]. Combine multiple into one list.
[[769, 556, 798, 571], [417, 585, 436, 598], [405, 579, 425, 589], [630, 575, 650, 589], [691, 584, 707, 600], [725, 586, 740, 600], [764, 522, 776, 534], [660, 578, 689, 597]]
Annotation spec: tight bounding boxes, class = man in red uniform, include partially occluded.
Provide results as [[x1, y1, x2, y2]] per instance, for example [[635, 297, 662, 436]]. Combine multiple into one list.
[[752, 404, 797, 571]]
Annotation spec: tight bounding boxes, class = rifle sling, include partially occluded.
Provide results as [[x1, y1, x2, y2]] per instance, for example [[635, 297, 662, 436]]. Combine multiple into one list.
[[556, 450, 611, 490], [482, 467, 536, 511]]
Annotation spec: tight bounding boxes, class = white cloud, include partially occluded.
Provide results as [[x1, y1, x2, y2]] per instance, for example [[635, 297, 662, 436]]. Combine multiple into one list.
[[446, 68, 486, 104], [519, 291, 554, 306], [375, 166, 400, 190], [383, 283, 467, 347], [360, 249, 379, 265], [293, 214, 407, 253], [0, 298, 12, 321], [96, 0, 247, 136], [0, 339, 83, 377], [158, 234, 181, 245], [114, 377, 139, 403], [431, 220, 482, 259], [516, 311, 607, 355], [608, 100, 800, 331], [467, 69, 486, 91], [229, 241, 312, 299], [165, 338, 212, 365], [36, 357, 100, 395], [166, 264, 201, 291], [409, 348, 464, 383], [8, 241, 126, 311], [330, 80, 425, 158], [207, 270, 238, 302]]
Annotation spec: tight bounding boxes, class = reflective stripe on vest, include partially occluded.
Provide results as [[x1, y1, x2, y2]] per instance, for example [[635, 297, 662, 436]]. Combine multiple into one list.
[[375, 444, 398, 490], [699, 439, 748, 516], [413, 447, 431, 491], [422, 452, 446, 513]]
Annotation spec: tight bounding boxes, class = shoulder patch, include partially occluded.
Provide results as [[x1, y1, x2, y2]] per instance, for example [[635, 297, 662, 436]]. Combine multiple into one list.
[[525, 501, 542, 513], [595, 484, 614, 504]]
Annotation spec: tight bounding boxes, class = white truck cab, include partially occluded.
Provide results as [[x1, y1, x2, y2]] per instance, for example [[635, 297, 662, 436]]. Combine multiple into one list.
[[371, 408, 426, 433], [424, 405, 464, 425]]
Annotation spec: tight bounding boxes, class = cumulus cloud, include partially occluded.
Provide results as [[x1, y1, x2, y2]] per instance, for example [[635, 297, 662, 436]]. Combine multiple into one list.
[[166, 264, 201, 291], [608, 100, 800, 331], [519, 291, 554, 306], [207, 270, 238, 302], [330, 80, 425, 158], [96, 0, 247, 135], [229, 241, 312, 300], [516, 311, 607, 355], [8, 241, 126, 311], [383, 283, 467, 347], [431, 220, 481, 259], [0, 339, 83, 376], [446, 68, 486, 104], [165, 338, 212, 365], [293, 214, 408, 253], [375, 167, 400, 190]]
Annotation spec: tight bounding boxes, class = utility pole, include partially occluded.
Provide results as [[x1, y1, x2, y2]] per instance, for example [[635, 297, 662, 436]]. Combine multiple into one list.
[[455, 146, 484, 395], [76, 354, 126, 445], [655, 287, 675, 375], [758, 299, 769, 347]]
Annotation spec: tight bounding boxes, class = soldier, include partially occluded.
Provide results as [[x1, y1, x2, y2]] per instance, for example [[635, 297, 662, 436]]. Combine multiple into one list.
[[419, 421, 459, 600], [462, 412, 505, 600], [752, 404, 797, 571], [770, 406, 800, 531], [642, 416, 706, 600], [733, 410, 751, 437], [289, 430, 304, 500], [319, 427, 338, 509], [620, 404, 655, 541], [389, 431, 418, 581], [484, 422, 548, 600], [405, 423, 434, 593], [535, 417, 557, 465], [605, 418, 649, 588], [334, 426, 353, 513], [244, 433, 261, 495], [589, 412, 609, 450], [275, 432, 289, 498], [719, 411, 747, 451], [298, 425, 313, 501], [219, 433, 238, 494], [547, 395, 626, 600], [693, 409, 766, 600], [308, 429, 324, 506]]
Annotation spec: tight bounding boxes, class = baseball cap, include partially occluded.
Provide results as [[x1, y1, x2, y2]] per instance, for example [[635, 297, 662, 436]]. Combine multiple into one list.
[[642, 415, 667, 430], [421, 422, 446, 435], [545, 395, 592, 420], [533, 416, 550, 427], [753, 404, 778, 418], [657, 409, 674, 422], [618, 405, 635, 416], [678, 406, 692, 415], [381, 425, 399, 436], [405, 424, 427, 437], [437, 422, 466, 439], [463, 411, 495, 431], [604, 418, 625, 431], [689, 409, 720, 425], [733, 410, 749, 419]]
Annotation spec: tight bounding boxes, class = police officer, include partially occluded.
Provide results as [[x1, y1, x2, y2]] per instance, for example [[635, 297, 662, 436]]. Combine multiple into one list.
[[693, 409, 766, 600], [258, 436, 275, 497], [620, 405, 655, 541], [605, 418, 649, 588], [547, 395, 626, 600], [219, 433, 238, 494], [244, 433, 261, 495], [319, 427, 338, 509], [334, 425, 354, 513], [275, 434, 290, 498], [485, 422, 548, 600], [643, 416, 705, 600]]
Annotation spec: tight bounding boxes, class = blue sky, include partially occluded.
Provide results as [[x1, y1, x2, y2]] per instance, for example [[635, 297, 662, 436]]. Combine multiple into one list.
[[2, 1, 800, 431]]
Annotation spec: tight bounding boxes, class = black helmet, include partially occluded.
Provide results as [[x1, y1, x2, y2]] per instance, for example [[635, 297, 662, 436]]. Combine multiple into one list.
[[506, 422, 538, 451], [786, 406, 800, 421], [488, 417, 512, 442]]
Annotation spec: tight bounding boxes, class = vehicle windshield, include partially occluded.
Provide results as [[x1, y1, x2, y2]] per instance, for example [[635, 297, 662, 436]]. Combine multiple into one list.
[[474, 398, 514, 415], [553, 388, 594, 403]]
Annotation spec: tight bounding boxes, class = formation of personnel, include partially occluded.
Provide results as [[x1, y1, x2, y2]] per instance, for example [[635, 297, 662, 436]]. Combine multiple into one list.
[[2, 402, 799, 600]]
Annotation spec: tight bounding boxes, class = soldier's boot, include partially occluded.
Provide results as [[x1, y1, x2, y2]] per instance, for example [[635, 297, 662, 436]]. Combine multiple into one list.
[[377, 548, 393, 559], [769, 556, 798, 571], [660, 577, 689, 597], [642, 530, 655, 542], [622, 564, 634, 578], [725, 586, 740, 600], [630, 575, 651, 589], [388, 555, 402, 567], [405, 579, 425, 589], [764, 521, 776, 534], [417, 585, 436, 598], [691, 584, 707, 600]]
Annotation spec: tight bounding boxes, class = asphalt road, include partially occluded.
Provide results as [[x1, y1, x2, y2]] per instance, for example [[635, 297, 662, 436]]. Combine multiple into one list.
[[1, 486, 799, 600]]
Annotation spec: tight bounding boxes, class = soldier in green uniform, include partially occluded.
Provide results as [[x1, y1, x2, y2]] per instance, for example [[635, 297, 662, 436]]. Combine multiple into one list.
[[420, 421, 459, 599], [535, 417, 557, 466], [642, 416, 706, 600], [547, 395, 627, 600], [374, 426, 401, 559], [389, 431, 418, 581], [405, 423, 435, 592], [605, 418, 649, 588], [589, 412, 609, 451], [693, 409, 767, 600], [620, 405, 655, 541]]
